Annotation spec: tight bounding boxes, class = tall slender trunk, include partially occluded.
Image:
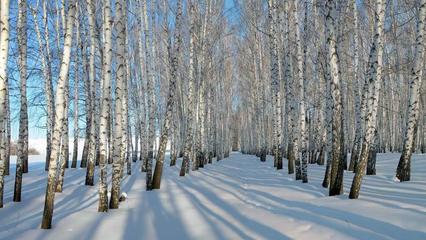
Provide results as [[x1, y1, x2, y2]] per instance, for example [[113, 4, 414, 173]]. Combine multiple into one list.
[[85, 0, 97, 186], [326, 0, 344, 196], [56, 65, 70, 193], [349, 0, 361, 172], [292, 0, 302, 180], [350, 0, 386, 199], [140, 0, 155, 185], [98, 0, 113, 212], [0, 0, 11, 208], [41, 2, 76, 228], [122, 8, 130, 177], [395, 0, 426, 182], [151, 0, 182, 189], [42, 0, 55, 172], [180, 0, 195, 177], [294, 0, 308, 182], [81, 47, 90, 168], [109, 0, 126, 209], [71, 8, 80, 169], [322, 55, 333, 188], [5, 80, 10, 176], [284, 1, 294, 174], [137, 16, 147, 168], [108, 110, 114, 164], [14, 0, 28, 202], [267, 0, 282, 170]]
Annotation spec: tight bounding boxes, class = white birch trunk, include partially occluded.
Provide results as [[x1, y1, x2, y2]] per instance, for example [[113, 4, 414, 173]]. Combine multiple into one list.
[[296, 0, 308, 183], [268, 0, 283, 170], [349, 0, 361, 172], [350, 0, 386, 199], [151, 0, 182, 189], [326, 0, 345, 196], [0, 0, 10, 208], [98, 0, 113, 212], [41, 2, 76, 228], [179, 0, 195, 177], [395, 0, 426, 182], [140, 0, 155, 182], [84, 0, 97, 186], [14, 0, 28, 202], [109, 0, 126, 208], [71, 9, 80, 168], [55, 67, 70, 193]]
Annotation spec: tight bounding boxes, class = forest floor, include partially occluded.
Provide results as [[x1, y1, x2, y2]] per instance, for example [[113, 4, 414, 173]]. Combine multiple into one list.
[[0, 152, 425, 240]]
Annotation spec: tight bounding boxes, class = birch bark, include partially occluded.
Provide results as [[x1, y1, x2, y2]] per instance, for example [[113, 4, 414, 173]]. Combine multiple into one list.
[[151, 0, 182, 189], [396, 0, 426, 182], [0, 0, 10, 208], [98, 0, 113, 212], [14, 0, 28, 202], [350, 0, 386, 199], [109, 0, 126, 208], [41, 2, 76, 228]]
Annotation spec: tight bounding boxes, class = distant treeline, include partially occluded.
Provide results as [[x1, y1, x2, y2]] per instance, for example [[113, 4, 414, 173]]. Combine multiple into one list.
[[10, 142, 40, 156]]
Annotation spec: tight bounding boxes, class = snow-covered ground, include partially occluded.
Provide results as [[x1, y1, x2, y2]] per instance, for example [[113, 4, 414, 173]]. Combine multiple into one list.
[[0, 152, 425, 240]]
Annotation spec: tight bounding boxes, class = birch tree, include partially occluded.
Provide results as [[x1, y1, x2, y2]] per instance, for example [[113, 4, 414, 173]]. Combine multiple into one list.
[[349, 0, 361, 172], [326, 0, 345, 196], [395, 0, 426, 182], [42, 0, 55, 172], [41, 1, 76, 228], [140, 0, 155, 183], [55, 65, 70, 193], [14, 0, 28, 202], [350, 0, 386, 199], [109, 0, 126, 208], [267, 0, 283, 170], [283, 1, 295, 174], [179, 0, 195, 177], [84, 0, 97, 186], [71, 7, 81, 169], [294, 0, 308, 182], [29, 0, 55, 172], [136, 0, 148, 168], [98, 0, 113, 212], [0, 0, 10, 209], [151, 0, 183, 189]]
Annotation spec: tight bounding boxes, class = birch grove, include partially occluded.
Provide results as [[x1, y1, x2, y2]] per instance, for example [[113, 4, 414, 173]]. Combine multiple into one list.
[[237, 0, 425, 199], [0, 0, 424, 231]]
